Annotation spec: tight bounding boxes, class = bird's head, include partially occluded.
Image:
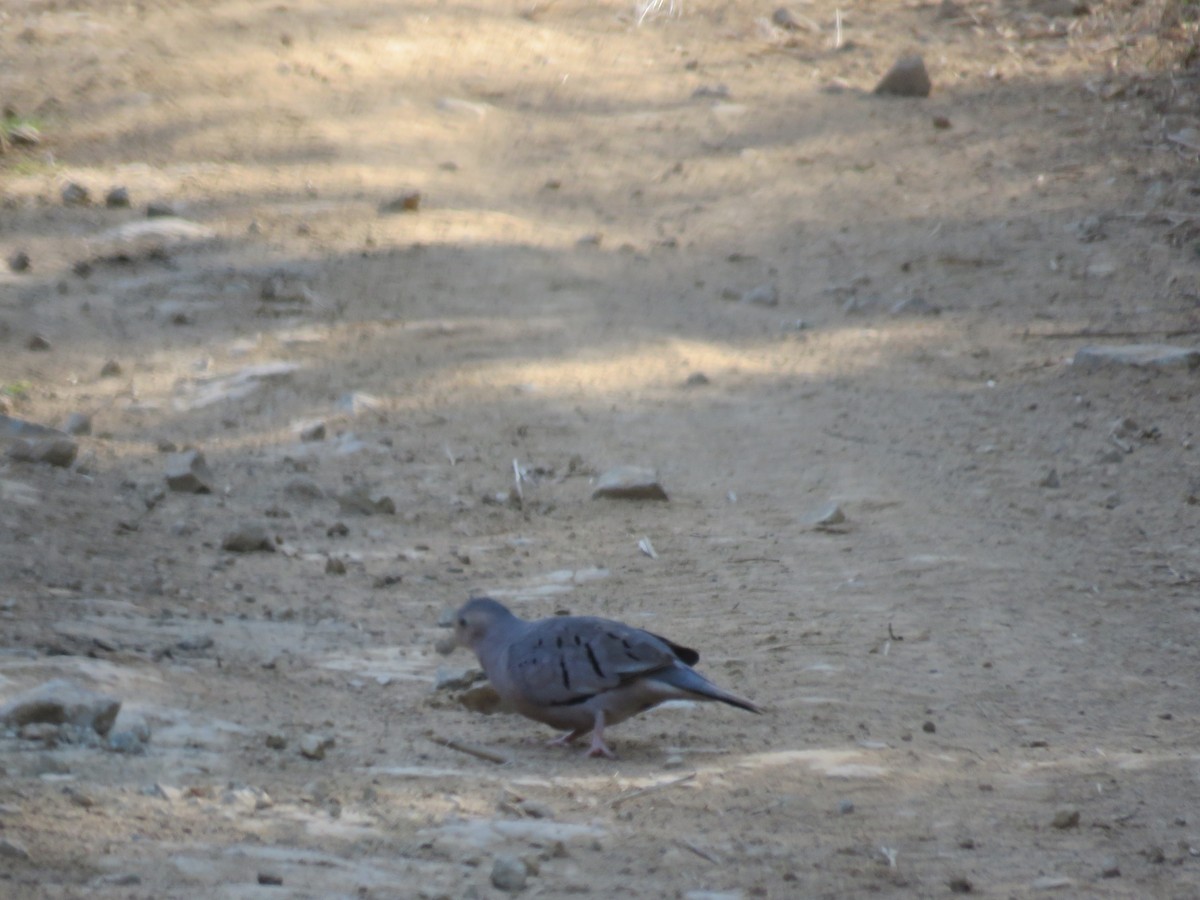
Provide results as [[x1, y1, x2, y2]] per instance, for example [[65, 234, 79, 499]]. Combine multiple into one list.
[[453, 596, 518, 653]]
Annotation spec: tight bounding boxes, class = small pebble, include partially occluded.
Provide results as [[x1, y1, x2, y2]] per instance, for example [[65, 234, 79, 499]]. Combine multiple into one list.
[[299, 734, 334, 760], [257, 871, 284, 886], [490, 854, 528, 892], [222, 523, 275, 553], [62, 182, 91, 206], [26, 333, 52, 351], [379, 191, 421, 213], [1051, 809, 1080, 829], [7, 251, 30, 273], [922, 720, 936, 733], [874, 56, 932, 98], [838, 799, 855, 815], [105, 186, 131, 208], [99, 359, 123, 378], [1100, 858, 1120, 878]]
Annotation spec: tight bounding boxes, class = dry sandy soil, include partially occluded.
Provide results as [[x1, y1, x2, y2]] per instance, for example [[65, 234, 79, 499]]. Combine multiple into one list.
[[2, 0, 1200, 896]]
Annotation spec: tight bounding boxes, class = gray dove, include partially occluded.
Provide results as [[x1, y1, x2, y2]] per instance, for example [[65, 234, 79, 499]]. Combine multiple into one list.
[[452, 596, 762, 758]]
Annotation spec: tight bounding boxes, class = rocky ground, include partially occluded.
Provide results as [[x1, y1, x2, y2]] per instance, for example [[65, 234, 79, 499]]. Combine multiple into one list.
[[2, 0, 1200, 896]]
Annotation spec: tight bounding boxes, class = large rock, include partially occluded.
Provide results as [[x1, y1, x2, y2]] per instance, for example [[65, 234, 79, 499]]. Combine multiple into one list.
[[0, 679, 121, 736], [7, 437, 78, 467], [1073, 344, 1200, 372], [165, 449, 214, 493], [592, 466, 669, 501], [874, 56, 932, 97], [222, 523, 275, 553]]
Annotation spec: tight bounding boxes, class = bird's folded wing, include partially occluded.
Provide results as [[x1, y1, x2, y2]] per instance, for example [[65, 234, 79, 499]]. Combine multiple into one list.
[[507, 617, 681, 706]]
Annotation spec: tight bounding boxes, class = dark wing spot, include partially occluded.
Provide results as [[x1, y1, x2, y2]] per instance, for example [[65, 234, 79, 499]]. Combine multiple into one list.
[[574, 635, 582, 646], [622, 639, 632, 649], [625, 651, 641, 661], [556, 636, 563, 648], [535, 639, 543, 648], [584, 643, 605, 678], [559, 657, 571, 690]]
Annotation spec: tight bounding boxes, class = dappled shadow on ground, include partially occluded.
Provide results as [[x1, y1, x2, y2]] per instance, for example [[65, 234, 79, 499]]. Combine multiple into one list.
[[2, 0, 1200, 897]]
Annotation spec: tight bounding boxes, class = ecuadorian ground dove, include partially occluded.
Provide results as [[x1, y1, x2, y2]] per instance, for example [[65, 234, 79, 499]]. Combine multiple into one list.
[[452, 596, 762, 758]]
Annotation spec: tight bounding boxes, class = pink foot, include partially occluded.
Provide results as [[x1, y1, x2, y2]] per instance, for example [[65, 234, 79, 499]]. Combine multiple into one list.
[[585, 732, 617, 759], [546, 729, 585, 749]]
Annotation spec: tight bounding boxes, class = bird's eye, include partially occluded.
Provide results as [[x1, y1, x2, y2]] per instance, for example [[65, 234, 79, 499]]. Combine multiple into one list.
[[458, 617, 467, 627]]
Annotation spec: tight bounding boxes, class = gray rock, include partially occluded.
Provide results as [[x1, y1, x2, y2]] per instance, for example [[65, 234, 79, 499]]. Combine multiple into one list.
[[145, 202, 176, 218], [1073, 344, 1200, 372], [1030, 876, 1074, 891], [298, 420, 326, 442], [99, 359, 123, 378], [491, 854, 528, 892], [684, 372, 711, 387], [325, 556, 346, 575], [838, 799, 855, 814], [94, 873, 142, 887], [105, 186, 131, 209], [257, 872, 284, 886], [663, 754, 686, 769], [1051, 809, 1080, 829], [890, 296, 940, 316], [222, 523, 275, 553], [283, 476, 325, 500], [9, 124, 41, 146], [0, 415, 68, 442], [1100, 857, 1120, 878], [336, 486, 395, 516], [26, 333, 51, 351], [772, 6, 819, 30], [165, 449, 213, 493], [804, 501, 846, 530], [7, 437, 78, 468], [741, 282, 779, 307], [107, 730, 147, 754], [0, 838, 30, 861], [94, 217, 217, 258], [299, 734, 335, 760], [1039, 468, 1061, 489], [379, 191, 422, 213], [874, 56, 932, 98], [0, 679, 121, 736], [434, 666, 485, 691], [842, 295, 882, 316], [337, 391, 384, 414], [592, 466, 669, 501], [7, 251, 30, 273], [63, 412, 92, 436], [62, 182, 91, 206]]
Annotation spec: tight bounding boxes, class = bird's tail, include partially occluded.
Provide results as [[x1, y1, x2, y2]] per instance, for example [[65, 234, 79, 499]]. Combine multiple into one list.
[[658, 665, 763, 714]]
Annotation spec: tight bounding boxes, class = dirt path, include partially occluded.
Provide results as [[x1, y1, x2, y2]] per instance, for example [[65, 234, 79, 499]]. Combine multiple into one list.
[[2, 0, 1199, 896]]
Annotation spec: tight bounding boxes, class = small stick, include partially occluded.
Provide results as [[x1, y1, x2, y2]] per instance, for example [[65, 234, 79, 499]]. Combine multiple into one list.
[[678, 838, 721, 865], [427, 733, 510, 765], [512, 458, 524, 505], [610, 771, 696, 808], [887, 622, 903, 641]]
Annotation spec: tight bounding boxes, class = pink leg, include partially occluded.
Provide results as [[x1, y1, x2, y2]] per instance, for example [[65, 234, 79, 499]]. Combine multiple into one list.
[[584, 710, 616, 759], [546, 728, 586, 748]]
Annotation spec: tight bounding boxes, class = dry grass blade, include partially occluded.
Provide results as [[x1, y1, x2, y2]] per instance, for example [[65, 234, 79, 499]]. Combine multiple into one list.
[[427, 733, 511, 765], [610, 771, 696, 808]]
